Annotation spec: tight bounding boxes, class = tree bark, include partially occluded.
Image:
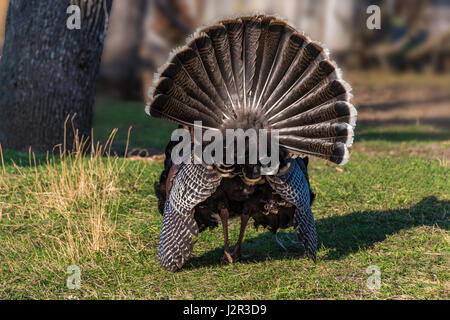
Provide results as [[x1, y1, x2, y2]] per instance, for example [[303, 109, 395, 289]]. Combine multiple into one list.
[[0, 0, 113, 152], [0, 0, 9, 54]]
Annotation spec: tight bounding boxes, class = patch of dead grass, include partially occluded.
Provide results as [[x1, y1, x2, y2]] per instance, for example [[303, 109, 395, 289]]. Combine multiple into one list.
[[0, 123, 132, 262]]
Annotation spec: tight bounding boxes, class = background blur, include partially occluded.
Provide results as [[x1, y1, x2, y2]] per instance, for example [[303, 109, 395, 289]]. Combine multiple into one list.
[[0, 0, 449, 153]]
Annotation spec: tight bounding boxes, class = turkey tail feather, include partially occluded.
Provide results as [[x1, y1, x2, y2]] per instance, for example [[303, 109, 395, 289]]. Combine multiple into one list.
[[147, 14, 357, 165], [242, 16, 262, 109]]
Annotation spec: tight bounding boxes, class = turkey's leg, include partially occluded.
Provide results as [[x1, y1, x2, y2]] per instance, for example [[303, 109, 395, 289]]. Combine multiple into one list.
[[219, 207, 233, 263], [232, 214, 250, 260]]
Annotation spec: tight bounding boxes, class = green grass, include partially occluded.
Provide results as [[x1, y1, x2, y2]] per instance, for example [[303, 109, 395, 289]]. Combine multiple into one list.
[[93, 96, 177, 153], [0, 100, 448, 299]]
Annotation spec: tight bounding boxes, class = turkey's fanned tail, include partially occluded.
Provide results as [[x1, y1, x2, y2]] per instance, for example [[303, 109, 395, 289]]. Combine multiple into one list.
[[147, 15, 357, 165]]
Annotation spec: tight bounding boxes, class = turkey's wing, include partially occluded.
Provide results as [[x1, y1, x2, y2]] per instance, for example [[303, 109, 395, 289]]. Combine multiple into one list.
[[159, 161, 221, 271], [267, 158, 318, 261]]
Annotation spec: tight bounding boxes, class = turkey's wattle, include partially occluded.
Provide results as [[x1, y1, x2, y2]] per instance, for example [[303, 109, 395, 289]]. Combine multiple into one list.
[[148, 14, 357, 271]]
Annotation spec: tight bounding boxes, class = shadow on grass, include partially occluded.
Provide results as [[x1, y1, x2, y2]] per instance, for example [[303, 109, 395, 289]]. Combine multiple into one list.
[[355, 129, 450, 142], [186, 196, 448, 269], [357, 120, 450, 134], [357, 94, 450, 113], [0, 149, 50, 167], [354, 124, 450, 142]]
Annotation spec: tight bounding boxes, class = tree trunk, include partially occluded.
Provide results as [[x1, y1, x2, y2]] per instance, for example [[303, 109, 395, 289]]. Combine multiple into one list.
[[0, 0, 9, 54], [0, 0, 113, 152]]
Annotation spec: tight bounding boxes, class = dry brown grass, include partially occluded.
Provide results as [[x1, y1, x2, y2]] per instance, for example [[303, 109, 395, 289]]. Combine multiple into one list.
[[0, 120, 131, 263]]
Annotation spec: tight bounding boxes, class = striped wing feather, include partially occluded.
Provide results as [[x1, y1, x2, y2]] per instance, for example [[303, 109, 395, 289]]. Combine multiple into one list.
[[267, 158, 317, 260], [159, 161, 222, 271]]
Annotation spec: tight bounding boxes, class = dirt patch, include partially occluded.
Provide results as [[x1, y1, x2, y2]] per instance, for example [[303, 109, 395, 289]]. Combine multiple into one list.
[[406, 143, 450, 161], [128, 153, 165, 162], [354, 140, 450, 161], [347, 72, 450, 128]]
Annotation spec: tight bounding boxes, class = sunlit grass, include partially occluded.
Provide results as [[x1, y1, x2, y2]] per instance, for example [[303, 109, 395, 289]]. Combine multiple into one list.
[[0, 114, 448, 299]]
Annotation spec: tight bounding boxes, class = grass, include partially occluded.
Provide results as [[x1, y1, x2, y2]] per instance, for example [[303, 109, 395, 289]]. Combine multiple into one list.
[[93, 96, 177, 153], [0, 99, 448, 299]]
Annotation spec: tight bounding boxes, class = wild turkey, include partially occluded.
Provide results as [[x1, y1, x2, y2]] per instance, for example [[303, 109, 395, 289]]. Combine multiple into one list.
[[147, 14, 357, 271]]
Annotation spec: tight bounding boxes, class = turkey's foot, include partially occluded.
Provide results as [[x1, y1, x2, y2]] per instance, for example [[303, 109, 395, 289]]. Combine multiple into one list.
[[219, 207, 232, 263], [275, 233, 288, 250], [275, 233, 302, 251], [231, 213, 250, 262], [221, 251, 234, 264], [284, 233, 300, 245], [231, 249, 249, 261]]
